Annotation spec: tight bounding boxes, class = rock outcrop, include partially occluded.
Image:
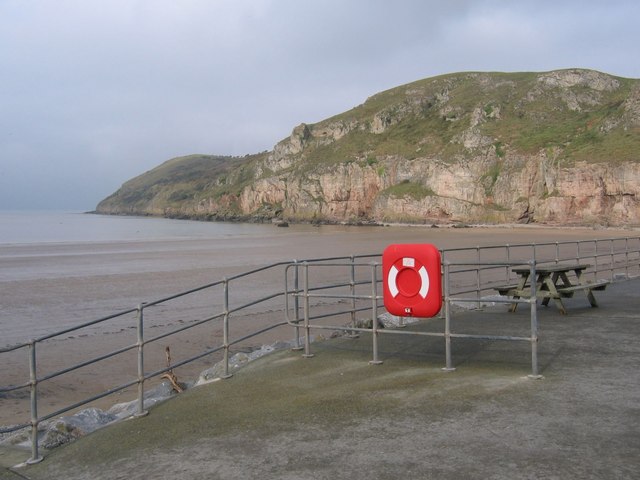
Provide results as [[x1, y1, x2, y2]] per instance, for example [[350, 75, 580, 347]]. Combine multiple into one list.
[[97, 69, 640, 226]]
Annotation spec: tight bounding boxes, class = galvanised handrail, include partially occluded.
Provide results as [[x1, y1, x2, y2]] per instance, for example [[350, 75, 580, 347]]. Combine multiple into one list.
[[0, 253, 377, 463], [1, 237, 639, 464], [283, 259, 539, 370]]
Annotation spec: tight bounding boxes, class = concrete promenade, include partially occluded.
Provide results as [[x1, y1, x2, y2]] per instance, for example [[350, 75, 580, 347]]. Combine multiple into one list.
[[2, 279, 639, 479]]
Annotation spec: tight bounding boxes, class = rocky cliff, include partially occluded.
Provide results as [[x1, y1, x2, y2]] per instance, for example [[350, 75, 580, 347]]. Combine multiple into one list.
[[97, 69, 640, 226]]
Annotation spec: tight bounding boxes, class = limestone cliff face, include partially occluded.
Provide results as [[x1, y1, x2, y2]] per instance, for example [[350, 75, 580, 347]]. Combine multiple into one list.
[[97, 70, 640, 226], [238, 154, 640, 225]]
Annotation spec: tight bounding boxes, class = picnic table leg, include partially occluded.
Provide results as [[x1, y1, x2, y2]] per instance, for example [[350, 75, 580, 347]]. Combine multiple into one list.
[[574, 269, 599, 308], [509, 273, 529, 312], [558, 271, 572, 288], [541, 273, 553, 307], [543, 275, 567, 315], [586, 289, 599, 307]]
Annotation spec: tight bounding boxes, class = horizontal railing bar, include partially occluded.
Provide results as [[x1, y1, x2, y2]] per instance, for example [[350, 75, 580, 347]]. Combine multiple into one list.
[[38, 343, 139, 383], [0, 422, 31, 434], [448, 333, 532, 341], [228, 320, 290, 347], [143, 313, 225, 345], [223, 254, 381, 285], [287, 304, 375, 325], [295, 254, 379, 264], [447, 266, 510, 275], [227, 291, 284, 315], [441, 236, 640, 253], [33, 307, 139, 343], [295, 293, 378, 301], [294, 261, 380, 268], [143, 345, 227, 380], [225, 261, 292, 282], [142, 280, 225, 307], [376, 328, 532, 342], [305, 305, 380, 323], [297, 323, 531, 343], [374, 327, 446, 338], [0, 343, 29, 353], [450, 287, 505, 296], [450, 296, 531, 305], [0, 381, 31, 394], [39, 379, 139, 424], [298, 279, 374, 295], [155, 255, 380, 308], [141, 291, 290, 347], [444, 261, 530, 267]]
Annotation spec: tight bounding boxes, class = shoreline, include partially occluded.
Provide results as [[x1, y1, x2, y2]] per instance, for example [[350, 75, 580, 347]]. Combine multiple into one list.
[[88, 209, 640, 232]]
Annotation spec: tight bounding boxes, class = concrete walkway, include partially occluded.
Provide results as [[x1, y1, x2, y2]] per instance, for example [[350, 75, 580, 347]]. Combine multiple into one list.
[[3, 279, 640, 479]]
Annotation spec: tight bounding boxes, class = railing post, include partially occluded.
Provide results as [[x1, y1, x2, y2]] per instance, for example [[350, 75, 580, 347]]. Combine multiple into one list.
[[369, 262, 382, 365], [348, 255, 361, 336], [625, 237, 629, 279], [442, 261, 455, 372], [576, 240, 581, 264], [438, 252, 446, 319], [610, 239, 615, 282], [476, 246, 481, 309], [505, 244, 511, 283], [302, 262, 314, 358], [291, 260, 304, 351], [135, 303, 148, 417], [528, 261, 542, 379], [222, 278, 233, 378], [594, 240, 599, 280], [27, 341, 43, 464]]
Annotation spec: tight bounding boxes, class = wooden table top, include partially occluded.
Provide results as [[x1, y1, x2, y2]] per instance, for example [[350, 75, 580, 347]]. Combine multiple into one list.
[[511, 263, 591, 275]]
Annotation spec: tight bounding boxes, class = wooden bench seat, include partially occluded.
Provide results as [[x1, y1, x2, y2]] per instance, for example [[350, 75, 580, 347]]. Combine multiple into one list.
[[556, 280, 609, 295], [495, 284, 564, 299], [495, 284, 520, 296]]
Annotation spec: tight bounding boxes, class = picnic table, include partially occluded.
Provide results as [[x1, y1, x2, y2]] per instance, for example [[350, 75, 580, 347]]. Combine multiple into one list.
[[496, 263, 609, 315]]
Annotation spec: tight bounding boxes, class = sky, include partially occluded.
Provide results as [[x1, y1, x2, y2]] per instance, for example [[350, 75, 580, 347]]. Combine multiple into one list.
[[1, 0, 639, 211]]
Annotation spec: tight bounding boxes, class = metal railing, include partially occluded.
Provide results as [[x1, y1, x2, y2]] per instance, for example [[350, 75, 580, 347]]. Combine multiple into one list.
[[284, 259, 541, 371], [1, 236, 639, 464]]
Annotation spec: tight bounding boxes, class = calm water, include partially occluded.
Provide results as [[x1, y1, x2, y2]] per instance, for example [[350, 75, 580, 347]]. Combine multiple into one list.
[[0, 211, 307, 345], [0, 210, 276, 245]]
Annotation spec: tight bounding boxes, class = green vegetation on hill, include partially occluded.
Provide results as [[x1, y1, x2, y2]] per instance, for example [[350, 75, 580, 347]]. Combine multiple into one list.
[[297, 71, 638, 169], [97, 153, 266, 213]]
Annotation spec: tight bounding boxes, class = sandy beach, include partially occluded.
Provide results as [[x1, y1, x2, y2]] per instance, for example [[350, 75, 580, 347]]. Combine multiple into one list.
[[1, 222, 636, 428]]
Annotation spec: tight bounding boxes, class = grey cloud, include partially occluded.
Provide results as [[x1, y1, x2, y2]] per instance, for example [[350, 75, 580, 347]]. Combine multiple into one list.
[[0, 0, 638, 210]]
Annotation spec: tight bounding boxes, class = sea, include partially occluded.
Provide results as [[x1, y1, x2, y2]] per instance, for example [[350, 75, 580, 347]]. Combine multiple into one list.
[[0, 211, 304, 342], [0, 210, 275, 245]]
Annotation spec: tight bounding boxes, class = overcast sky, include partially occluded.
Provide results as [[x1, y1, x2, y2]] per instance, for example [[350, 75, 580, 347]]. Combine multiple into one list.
[[1, 0, 639, 210]]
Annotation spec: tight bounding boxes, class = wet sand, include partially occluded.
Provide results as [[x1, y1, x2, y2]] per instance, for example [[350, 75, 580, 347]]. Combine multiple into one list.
[[1, 223, 635, 427]]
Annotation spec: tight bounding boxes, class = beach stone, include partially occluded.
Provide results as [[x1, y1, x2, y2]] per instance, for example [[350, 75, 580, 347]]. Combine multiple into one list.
[[41, 408, 117, 449], [108, 381, 180, 419], [197, 341, 294, 385]]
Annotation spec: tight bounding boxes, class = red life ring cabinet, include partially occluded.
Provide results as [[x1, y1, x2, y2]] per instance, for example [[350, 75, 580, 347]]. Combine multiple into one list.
[[382, 244, 442, 317]]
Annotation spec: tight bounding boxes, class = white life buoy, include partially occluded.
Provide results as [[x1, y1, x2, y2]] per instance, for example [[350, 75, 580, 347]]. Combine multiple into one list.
[[386, 257, 430, 299]]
